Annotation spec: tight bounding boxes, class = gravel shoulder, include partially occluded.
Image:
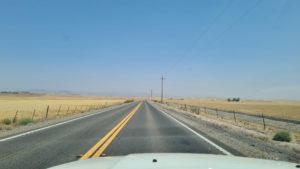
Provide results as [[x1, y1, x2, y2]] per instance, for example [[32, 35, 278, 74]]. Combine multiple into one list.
[[0, 103, 127, 139], [152, 102, 300, 163]]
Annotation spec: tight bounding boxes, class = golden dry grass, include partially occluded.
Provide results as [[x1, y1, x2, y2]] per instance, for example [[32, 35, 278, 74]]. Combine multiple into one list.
[[165, 98, 300, 121], [0, 94, 125, 121]]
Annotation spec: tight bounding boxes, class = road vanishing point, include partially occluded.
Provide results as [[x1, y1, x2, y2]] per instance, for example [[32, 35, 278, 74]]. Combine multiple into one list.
[[0, 101, 233, 169]]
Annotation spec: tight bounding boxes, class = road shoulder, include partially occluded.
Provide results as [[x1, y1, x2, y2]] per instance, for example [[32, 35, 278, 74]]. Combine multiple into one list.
[[0, 103, 130, 140], [151, 102, 300, 163]]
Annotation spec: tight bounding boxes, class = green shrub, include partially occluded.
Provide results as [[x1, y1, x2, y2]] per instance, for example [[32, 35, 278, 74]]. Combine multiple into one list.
[[273, 131, 291, 142], [2, 118, 12, 125], [18, 118, 34, 126], [124, 99, 134, 103]]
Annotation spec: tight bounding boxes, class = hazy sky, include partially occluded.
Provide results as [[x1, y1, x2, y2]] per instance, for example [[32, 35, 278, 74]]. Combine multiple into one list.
[[1, 0, 300, 100]]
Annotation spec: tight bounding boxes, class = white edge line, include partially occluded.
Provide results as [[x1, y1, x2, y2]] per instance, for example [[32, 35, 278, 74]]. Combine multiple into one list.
[[151, 103, 233, 156], [0, 104, 129, 142]]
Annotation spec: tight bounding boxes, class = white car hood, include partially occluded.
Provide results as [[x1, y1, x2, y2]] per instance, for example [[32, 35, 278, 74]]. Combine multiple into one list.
[[49, 153, 298, 169]]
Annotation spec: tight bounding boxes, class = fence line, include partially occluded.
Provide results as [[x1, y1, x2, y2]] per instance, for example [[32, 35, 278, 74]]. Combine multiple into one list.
[[0, 102, 122, 123], [165, 102, 300, 133]]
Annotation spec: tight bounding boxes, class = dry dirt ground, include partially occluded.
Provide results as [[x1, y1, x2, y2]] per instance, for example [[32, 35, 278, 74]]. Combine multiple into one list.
[[0, 94, 125, 120], [0, 102, 127, 139], [0, 94, 125, 132], [153, 102, 300, 163], [165, 101, 300, 144], [164, 98, 300, 121]]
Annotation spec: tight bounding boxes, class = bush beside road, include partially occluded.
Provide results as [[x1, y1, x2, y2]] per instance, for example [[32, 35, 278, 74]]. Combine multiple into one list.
[[153, 101, 300, 163]]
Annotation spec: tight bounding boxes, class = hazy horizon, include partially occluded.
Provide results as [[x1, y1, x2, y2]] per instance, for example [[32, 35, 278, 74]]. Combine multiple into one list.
[[1, 0, 300, 100], [1, 89, 300, 102]]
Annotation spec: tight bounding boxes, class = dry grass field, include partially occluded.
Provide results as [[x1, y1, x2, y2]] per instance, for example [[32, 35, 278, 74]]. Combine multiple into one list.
[[0, 94, 125, 122], [165, 98, 300, 121]]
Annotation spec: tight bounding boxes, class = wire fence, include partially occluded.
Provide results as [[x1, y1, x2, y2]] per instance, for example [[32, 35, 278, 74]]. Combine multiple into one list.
[[1, 103, 122, 124], [164, 102, 300, 133]]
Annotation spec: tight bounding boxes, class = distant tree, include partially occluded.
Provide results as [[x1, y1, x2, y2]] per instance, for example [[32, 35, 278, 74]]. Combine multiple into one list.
[[227, 98, 241, 102]]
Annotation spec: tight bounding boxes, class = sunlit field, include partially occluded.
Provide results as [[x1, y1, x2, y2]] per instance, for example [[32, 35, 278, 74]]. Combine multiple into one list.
[[0, 94, 125, 121], [165, 98, 300, 121]]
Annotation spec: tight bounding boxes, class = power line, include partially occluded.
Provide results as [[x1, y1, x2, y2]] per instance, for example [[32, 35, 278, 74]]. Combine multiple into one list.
[[160, 76, 165, 103], [165, 0, 236, 74], [165, 0, 262, 75], [208, 0, 263, 45]]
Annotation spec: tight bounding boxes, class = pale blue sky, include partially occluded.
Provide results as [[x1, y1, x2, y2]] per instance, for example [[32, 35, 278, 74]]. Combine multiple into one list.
[[0, 0, 300, 100]]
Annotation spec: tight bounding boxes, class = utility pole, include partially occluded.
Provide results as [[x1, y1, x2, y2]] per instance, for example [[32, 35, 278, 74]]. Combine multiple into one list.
[[160, 76, 165, 103], [150, 89, 152, 101]]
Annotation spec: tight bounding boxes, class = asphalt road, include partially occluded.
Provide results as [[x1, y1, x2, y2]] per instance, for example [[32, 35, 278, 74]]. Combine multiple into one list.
[[0, 101, 228, 169]]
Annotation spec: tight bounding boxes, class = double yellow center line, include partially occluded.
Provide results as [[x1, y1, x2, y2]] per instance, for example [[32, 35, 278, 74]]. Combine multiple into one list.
[[80, 102, 142, 160]]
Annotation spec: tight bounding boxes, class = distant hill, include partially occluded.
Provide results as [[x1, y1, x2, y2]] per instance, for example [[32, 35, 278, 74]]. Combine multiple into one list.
[[0, 91, 40, 96], [0, 90, 79, 96]]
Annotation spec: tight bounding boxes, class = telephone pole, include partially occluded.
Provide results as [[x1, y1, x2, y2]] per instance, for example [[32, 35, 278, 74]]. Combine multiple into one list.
[[160, 76, 165, 103]]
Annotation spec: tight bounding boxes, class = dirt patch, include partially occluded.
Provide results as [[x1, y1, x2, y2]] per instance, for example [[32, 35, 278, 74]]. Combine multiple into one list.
[[165, 102, 300, 144], [152, 102, 300, 163], [164, 98, 300, 122], [0, 103, 126, 139]]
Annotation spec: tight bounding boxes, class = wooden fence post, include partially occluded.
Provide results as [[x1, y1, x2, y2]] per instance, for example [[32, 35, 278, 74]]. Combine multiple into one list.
[[32, 109, 36, 120], [233, 110, 236, 123], [45, 105, 49, 119], [66, 106, 70, 113], [262, 113, 266, 130], [13, 110, 18, 123], [57, 105, 62, 116], [73, 106, 77, 113], [80, 105, 84, 113]]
